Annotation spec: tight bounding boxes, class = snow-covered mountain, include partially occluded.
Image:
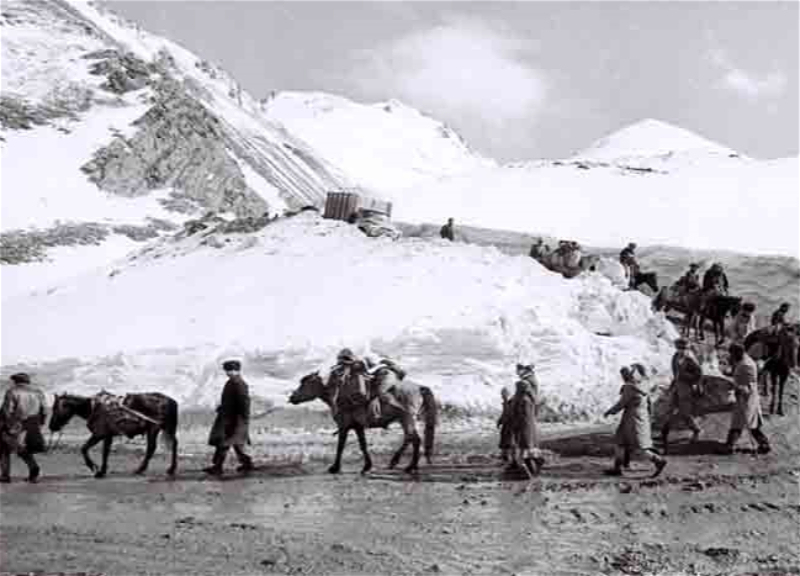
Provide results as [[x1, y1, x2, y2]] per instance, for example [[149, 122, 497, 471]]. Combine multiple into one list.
[[1, 0, 348, 297], [574, 118, 738, 163], [260, 91, 494, 196], [1, 211, 678, 415]]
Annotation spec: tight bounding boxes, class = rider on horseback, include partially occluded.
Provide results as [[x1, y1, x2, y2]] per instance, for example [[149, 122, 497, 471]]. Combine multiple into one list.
[[702, 262, 729, 296], [676, 263, 701, 294]]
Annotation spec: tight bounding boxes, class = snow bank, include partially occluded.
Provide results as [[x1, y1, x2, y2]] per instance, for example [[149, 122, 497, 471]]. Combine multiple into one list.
[[2, 213, 678, 416]]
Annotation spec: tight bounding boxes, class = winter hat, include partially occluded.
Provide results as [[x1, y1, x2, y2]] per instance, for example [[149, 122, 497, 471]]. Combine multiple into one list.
[[10, 372, 30, 384], [222, 360, 241, 371], [674, 338, 689, 350]]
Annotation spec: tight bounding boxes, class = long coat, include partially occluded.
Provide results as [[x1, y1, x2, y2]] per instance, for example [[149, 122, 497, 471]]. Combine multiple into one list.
[[497, 398, 514, 450], [608, 382, 653, 450], [511, 374, 539, 450], [730, 354, 763, 431], [208, 375, 250, 448], [0, 383, 47, 454], [671, 351, 702, 414]]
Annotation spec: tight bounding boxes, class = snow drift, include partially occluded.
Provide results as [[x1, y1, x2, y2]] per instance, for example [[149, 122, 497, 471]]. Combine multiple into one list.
[[1, 212, 678, 415]]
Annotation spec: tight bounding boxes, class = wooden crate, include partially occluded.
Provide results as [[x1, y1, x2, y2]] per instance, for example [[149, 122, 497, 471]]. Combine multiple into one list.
[[359, 196, 393, 217], [323, 192, 360, 221]]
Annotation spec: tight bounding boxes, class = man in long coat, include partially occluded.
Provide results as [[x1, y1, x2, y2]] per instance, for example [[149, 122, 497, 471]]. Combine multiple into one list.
[[0, 373, 47, 483], [604, 364, 667, 478], [723, 344, 771, 454], [496, 387, 515, 463], [659, 338, 703, 454], [205, 360, 253, 476], [510, 364, 544, 477]]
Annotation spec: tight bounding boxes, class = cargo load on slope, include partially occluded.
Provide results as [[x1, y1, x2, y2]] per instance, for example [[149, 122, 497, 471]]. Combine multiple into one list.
[[323, 190, 400, 239]]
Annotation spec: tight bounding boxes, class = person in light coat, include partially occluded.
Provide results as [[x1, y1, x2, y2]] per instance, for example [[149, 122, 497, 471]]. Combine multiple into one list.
[[723, 344, 771, 454], [0, 373, 47, 483], [729, 302, 756, 346], [510, 364, 544, 477], [604, 364, 667, 478]]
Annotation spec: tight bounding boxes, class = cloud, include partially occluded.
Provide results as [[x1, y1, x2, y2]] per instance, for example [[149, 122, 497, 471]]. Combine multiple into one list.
[[708, 47, 786, 101], [346, 19, 547, 153]]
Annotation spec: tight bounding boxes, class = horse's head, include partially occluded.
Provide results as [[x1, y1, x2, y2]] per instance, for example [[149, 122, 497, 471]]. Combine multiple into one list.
[[289, 371, 326, 405], [49, 393, 88, 432]]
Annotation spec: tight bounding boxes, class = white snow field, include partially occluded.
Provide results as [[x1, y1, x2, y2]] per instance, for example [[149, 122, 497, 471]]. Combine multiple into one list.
[[2, 212, 678, 414]]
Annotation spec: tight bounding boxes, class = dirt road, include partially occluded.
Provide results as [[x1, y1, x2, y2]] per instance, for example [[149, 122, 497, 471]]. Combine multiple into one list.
[[2, 406, 799, 576]]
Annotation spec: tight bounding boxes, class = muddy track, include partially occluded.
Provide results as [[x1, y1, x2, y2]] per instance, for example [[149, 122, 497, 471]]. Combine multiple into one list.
[[2, 407, 799, 576]]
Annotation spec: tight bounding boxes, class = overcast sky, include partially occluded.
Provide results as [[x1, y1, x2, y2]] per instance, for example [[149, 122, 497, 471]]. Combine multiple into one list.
[[110, 1, 798, 162]]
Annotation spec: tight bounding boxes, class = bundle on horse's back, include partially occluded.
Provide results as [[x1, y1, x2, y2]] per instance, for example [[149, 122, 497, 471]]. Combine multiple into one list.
[[89, 391, 161, 438]]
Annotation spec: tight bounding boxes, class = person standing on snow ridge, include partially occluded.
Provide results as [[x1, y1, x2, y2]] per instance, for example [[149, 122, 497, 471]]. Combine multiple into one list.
[[604, 364, 667, 478], [440, 218, 455, 241], [205, 360, 254, 476], [771, 302, 791, 327]]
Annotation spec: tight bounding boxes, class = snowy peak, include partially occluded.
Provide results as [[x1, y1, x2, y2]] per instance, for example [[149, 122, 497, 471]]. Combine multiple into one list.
[[261, 91, 493, 196], [576, 118, 738, 161]]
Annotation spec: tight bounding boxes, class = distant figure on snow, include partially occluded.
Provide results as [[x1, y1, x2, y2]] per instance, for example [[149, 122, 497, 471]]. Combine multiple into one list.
[[529, 238, 546, 261], [619, 242, 639, 288], [440, 218, 455, 241], [205, 360, 254, 476], [723, 343, 771, 454], [659, 338, 703, 454], [0, 373, 47, 483], [603, 364, 667, 478]]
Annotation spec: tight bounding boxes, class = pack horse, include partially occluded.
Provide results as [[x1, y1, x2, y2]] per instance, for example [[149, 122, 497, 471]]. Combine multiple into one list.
[[49, 391, 179, 478]]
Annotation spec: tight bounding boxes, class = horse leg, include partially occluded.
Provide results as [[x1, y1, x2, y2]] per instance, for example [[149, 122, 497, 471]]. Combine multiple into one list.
[[329, 426, 349, 474], [135, 429, 158, 475], [168, 434, 178, 477], [354, 425, 372, 475], [81, 434, 104, 474], [777, 371, 787, 416], [389, 439, 409, 470], [95, 436, 113, 479], [403, 418, 422, 474]]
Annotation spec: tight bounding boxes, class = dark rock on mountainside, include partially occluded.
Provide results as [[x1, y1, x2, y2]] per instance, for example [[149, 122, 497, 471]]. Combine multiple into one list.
[[80, 79, 267, 217]]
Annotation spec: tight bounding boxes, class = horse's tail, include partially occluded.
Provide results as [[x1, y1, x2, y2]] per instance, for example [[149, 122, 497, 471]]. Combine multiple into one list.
[[420, 386, 437, 463]]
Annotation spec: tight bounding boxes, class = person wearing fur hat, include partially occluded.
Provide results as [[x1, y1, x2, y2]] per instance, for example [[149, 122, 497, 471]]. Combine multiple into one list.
[[205, 360, 253, 476], [723, 343, 771, 454], [0, 373, 47, 483], [604, 364, 667, 478], [510, 363, 545, 477], [659, 338, 703, 454]]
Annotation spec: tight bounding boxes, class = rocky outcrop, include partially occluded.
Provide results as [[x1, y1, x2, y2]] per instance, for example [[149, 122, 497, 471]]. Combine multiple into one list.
[[83, 49, 156, 94], [0, 219, 177, 264], [0, 87, 93, 130], [80, 80, 268, 217]]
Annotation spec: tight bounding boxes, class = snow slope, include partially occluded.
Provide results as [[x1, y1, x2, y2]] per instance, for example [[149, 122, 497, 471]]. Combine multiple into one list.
[[396, 151, 799, 258], [261, 91, 493, 198], [1, 0, 349, 297], [1, 212, 678, 415]]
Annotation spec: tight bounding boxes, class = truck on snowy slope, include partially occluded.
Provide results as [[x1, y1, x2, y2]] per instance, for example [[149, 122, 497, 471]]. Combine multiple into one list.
[[323, 190, 401, 240]]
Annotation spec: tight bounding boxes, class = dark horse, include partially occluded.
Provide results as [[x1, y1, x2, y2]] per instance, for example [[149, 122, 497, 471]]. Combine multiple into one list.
[[700, 294, 742, 346], [49, 392, 179, 478], [746, 325, 799, 416], [289, 371, 437, 474], [654, 286, 705, 339]]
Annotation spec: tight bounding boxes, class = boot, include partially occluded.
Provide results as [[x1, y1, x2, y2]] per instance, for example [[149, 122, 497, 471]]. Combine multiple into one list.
[[722, 429, 741, 455], [604, 458, 624, 476], [235, 451, 254, 473], [651, 456, 667, 478], [22, 454, 40, 483], [204, 448, 226, 475], [752, 429, 771, 455]]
